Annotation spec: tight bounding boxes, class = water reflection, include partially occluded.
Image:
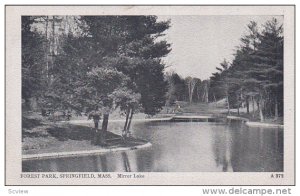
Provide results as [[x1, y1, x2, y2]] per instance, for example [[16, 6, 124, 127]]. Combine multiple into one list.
[[121, 152, 131, 172], [93, 155, 107, 172], [212, 124, 233, 172], [228, 120, 283, 172], [23, 120, 283, 172]]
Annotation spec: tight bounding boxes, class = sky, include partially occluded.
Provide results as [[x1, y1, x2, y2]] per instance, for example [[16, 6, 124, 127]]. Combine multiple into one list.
[[157, 15, 283, 80]]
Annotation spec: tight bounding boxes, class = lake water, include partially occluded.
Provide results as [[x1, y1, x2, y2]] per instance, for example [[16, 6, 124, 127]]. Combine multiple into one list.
[[23, 120, 283, 172]]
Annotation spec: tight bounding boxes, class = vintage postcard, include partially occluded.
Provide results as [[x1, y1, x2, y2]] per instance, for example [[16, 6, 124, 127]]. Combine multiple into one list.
[[5, 5, 295, 185]]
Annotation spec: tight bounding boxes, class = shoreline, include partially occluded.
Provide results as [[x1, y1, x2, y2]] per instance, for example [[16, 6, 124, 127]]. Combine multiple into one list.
[[226, 115, 250, 122], [245, 121, 284, 129], [227, 115, 283, 129], [22, 142, 152, 161], [67, 117, 173, 124], [69, 115, 284, 128], [22, 113, 283, 161]]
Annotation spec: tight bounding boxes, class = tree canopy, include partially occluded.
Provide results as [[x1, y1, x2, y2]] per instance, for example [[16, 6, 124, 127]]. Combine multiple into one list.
[[209, 18, 283, 121], [22, 15, 171, 140]]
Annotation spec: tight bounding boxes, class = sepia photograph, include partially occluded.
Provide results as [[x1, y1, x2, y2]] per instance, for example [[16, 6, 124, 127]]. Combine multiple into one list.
[[5, 5, 295, 185]]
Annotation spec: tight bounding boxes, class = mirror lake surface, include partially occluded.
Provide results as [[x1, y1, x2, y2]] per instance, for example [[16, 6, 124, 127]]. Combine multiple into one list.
[[23, 120, 283, 172]]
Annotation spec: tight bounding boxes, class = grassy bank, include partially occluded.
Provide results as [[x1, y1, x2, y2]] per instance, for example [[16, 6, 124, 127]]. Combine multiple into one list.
[[22, 112, 148, 155]]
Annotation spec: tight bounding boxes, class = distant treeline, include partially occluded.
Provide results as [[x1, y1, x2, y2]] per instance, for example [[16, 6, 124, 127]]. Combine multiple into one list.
[[165, 72, 209, 105], [165, 18, 283, 121]]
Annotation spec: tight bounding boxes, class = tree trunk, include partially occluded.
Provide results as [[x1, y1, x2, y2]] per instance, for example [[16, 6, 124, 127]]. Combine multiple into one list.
[[45, 16, 49, 79], [93, 119, 99, 130], [258, 99, 264, 122], [24, 98, 31, 111], [102, 113, 109, 132], [96, 113, 109, 146], [237, 94, 240, 116], [246, 97, 249, 114], [259, 104, 264, 122], [188, 79, 196, 104], [252, 96, 255, 118], [52, 16, 55, 55], [91, 114, 100, 145], [123, 108, 130, 135], [202, 91, 206, 102], [189, 93, 192, 103], [274, 97, 279, 121], [188, 83, 192, 103], [126, 108, 134, 135], [226, 95, 230, 114], [205, 86, 209, 103]]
